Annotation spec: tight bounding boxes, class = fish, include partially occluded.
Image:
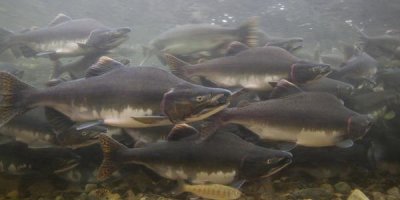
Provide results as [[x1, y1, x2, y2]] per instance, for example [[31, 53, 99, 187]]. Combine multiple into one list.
[[0, 108, 100, 149], [0, 13, 131, 59], [345, 89, 400, 115], [377, 69, 400, 90], [165, 46, 331, 91], [269, 78, 354, 99], [175, 181, 242, 200], [51, 51, 106, 79], [257, 30, 303, 52], [0, 56, 231, 129], [0, 141, 80, 175], [97, 125, 292, 184], [357, 28, 400, 59], [207, 92, 373, 148], [329, 48, 378, 86], [140, 17, 258, 65], [0, 63, 24, 78]]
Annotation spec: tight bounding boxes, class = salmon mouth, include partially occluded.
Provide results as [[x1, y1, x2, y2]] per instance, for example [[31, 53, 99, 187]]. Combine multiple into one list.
[[53, 159, 80, 174], [261, 155, 292, 178], [185, 93, 231, 121]]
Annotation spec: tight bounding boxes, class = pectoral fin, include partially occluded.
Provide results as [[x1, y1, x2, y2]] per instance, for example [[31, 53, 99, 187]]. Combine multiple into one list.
[[336, 139, 354, 148], [131, 116, 170, 125], [76, 120, 104, 131]]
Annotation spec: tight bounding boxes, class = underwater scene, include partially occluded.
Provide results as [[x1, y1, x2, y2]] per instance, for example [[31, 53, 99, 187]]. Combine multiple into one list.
[[0, 0, 399, 199]]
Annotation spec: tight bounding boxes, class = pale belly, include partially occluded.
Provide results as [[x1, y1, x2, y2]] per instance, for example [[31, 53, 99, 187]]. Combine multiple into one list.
[[30, 39, 87, 55], [246, 123, 344, 147], [150, 165, 237, 184], [0, 127, 54, 147], [207, 74, 283, 90], [53, 104, 171, 128]]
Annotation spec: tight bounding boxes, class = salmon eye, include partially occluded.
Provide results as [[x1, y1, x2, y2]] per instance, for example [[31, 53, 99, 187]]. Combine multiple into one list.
[[195, 96, 206, 102], [266, 157, 280, 164]]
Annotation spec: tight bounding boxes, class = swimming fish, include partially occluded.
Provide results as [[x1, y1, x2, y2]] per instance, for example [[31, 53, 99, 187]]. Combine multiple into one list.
[[0, 13, 131, 59], [165, 46, 331, 91], [97, 126, 292, 185], [140, 17, 258, 65], [0, 56, 231, 128], [207, 92, 373, 148]]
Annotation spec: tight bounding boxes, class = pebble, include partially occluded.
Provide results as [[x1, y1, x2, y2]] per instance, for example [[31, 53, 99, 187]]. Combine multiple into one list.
[[387, 187, 400, 198], [347, 189, 369, 200], [320, 183, 335, 193], [85, 184, 97, 193], [6, 190, 18, 199], [55, 195, 64, 200], [292, 188, 334, 200], [372, 192, 385, 200], [335, 182, 352, 194]]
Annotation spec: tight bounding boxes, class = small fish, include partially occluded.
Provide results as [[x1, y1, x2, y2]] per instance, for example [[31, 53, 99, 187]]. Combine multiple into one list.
[[141, 17, 258, 65], [0, 56, 231, 129], [208, 92, 373, 148], [165, 46, 331, 91], [97, 125, 292, 184], [175, 181, 242, 200], [0, 13, 131, 59]]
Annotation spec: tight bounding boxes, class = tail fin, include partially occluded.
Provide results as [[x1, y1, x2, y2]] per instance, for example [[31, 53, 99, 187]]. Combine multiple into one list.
[[139, 45, 154, 66], [0, 72, 36, 127], [97, 134, 127, 180], [313, 42, 321, 62], [164, 54, 191, 79], [0, 28, 13, 54], [237, 17, 258, 47]]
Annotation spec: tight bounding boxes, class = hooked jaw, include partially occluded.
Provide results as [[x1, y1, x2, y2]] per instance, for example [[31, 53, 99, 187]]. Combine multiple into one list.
[[262, 151, 293, 178], [346, 114, 374, 141], [93, 27, 131, 50], [290, 63, 331, 83]]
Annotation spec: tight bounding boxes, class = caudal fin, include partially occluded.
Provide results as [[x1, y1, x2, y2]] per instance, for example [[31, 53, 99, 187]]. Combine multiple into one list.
[[0, 28, 14, 54], [237, 17, 258, 47], [97, 134, 127, 180], [164, 54, 191, 79], [0, 72, 36, 127], [139, 45, 153, 66]]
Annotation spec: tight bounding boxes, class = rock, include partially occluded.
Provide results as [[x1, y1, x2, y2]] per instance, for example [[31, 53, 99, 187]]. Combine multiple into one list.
[[347, 189, 369, 200], [335, 182, 352, 194], [55, 195, 65, 200], [387, 195, 398, 200], [372, 192, 385, 200], [6, 190, 18, 199], [387, 187, 400, 198], [292, 188, 334, 200], [85, 184, 97, 193], [320, 183, 335, 193]]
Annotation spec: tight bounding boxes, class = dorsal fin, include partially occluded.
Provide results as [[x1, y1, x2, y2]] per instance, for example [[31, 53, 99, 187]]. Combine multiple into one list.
[[45, 108, 75, 135], [164, 54, 190, 78], [342, 43, 356, 61], [269, 79, 303, 99], [85, 56, 125, 78], [45, 74, 72, 87], [167, 124, 199, 141], [225, 41, 249, 56], [48, 13, 72, 27]]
